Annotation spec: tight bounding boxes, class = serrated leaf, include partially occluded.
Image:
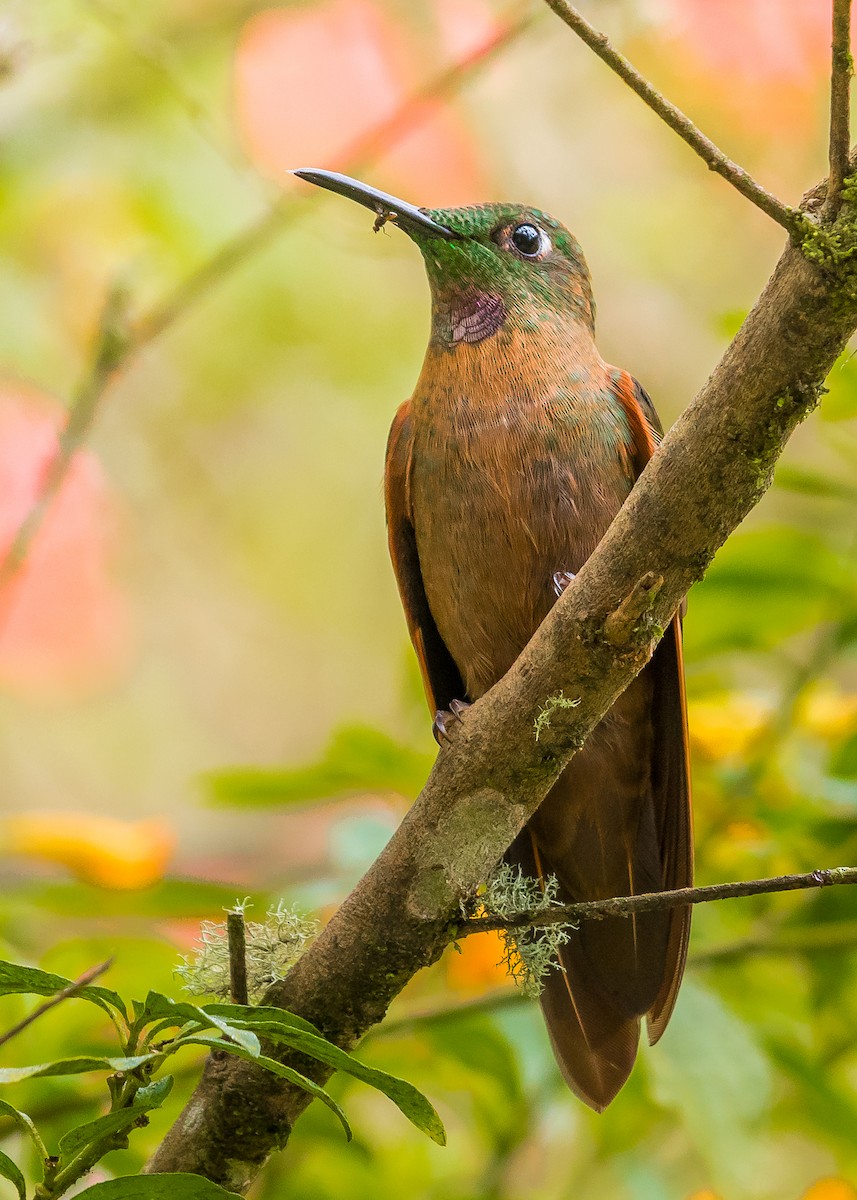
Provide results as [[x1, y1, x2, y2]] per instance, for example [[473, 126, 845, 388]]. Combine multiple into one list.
[[217, 1019, 445, 1144], [206, 723, 432, 809], [74, 1175, 241, 1198], [140, 993, 260, 1055], [0, 1148, 26, 1200], [177, 1035, 351, 1139], [57, 1076, 174, 1159], [0, 1054, 158, 1084]]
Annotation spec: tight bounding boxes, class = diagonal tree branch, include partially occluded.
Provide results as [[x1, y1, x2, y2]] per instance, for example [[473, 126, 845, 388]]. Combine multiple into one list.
[[827, 0, 854, 218], [541, 0, 809, 237], [146, 178, 857, 1189]]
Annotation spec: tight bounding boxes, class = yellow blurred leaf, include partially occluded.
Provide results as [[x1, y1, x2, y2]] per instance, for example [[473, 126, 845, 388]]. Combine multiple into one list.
[[689, 694, 771, 761], [797, 685, 857, 743]]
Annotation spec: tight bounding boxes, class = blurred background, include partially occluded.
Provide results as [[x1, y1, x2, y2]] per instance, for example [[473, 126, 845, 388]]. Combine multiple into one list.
[[1, 0, 857, 1196]]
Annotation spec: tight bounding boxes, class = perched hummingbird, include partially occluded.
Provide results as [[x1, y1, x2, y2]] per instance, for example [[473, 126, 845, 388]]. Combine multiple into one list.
[[294, 169, 693, 1111]]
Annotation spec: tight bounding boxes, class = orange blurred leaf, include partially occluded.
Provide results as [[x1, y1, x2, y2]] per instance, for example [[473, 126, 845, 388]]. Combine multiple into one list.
[[803, 1180, 857, 1200], [2, 811, 175, 889], [446, 931, 512, 994]]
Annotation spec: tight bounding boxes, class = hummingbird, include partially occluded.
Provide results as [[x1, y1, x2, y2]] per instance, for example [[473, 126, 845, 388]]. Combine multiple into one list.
[[294, 169, 693, 1111]]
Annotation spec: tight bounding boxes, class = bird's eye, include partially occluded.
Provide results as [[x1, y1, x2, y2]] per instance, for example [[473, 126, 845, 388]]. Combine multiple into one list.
[[510, 223, 546, 257]]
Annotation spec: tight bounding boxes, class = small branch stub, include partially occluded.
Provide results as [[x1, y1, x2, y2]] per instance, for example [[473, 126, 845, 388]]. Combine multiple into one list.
[[603, 571, 664, 646], [227, 911, 249, 1007]]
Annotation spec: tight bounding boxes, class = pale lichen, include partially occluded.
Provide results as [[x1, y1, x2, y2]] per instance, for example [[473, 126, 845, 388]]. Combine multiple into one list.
[[533, 691, 581, 741], [481, 864, 572, 998], [176, 899, 317, 1002]]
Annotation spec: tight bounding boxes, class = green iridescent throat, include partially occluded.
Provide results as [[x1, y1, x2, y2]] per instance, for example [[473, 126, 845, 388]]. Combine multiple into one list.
[[406, 203, 596, 344]]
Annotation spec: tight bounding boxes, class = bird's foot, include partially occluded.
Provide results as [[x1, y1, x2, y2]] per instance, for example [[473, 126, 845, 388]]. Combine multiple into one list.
[[553, 570, 576, 598], [433, 698, 471, 745]]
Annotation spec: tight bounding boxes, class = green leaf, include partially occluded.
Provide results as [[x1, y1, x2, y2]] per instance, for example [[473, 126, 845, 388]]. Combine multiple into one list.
[[821, 350, 857, 421], [774, 463, 857, 502], [140, 993, 260, 1055], [648, 979, 771, 1190], [830, 731, 857, 778], [217, 1017, 445, 1145], [0, 1148, 26, 1200], [74, 1175, 241, 1198], [13, 880, 259, 920], [57, 1077, 174, 1159], [206, 723, 433, 809], [0, 1054, 158, 1084], [177, 1035, 351, 1140], [685, 527, 856, 657], [0, 1099, 44, 1157], [202, 1003, 321, 1036], [0, 961, 124, 1021]]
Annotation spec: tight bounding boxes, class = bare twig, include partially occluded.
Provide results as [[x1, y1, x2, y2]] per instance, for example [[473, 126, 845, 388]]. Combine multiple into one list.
[[827, 0, 854, 218], [460, 867, 857, 935], [541, 0, 808, 238], [0, 285, 130, 595], [0, 959, 113, 1050], [227, 911, 249, 1007]]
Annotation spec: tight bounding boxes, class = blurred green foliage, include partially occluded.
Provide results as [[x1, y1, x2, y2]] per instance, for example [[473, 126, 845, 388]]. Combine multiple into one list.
[[1, 2, 857, 1199]]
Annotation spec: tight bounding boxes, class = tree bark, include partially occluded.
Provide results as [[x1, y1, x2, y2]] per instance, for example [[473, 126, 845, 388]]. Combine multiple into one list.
[[147, 189, 857, 1191]]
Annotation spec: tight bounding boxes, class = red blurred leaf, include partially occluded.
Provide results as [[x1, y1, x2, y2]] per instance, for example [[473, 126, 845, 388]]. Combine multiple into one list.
[[669, 0, 831, 85], [234, 0, 490, 206], [0, 382, 130, 696]]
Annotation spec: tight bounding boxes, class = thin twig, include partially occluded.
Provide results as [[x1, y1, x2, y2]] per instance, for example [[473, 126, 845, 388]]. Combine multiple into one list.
[[0, 959, 113, 1050], [460, 867, 857, 935], [541, 0, 808, 238], [0, 285, 130, 593], [227, 911, 249, 1006], [827, 0, 854, 218]]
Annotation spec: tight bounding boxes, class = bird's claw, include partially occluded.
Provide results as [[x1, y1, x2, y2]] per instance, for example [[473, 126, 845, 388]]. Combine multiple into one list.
[[553, 570, 576, 598], [433, 698, 471, 744]]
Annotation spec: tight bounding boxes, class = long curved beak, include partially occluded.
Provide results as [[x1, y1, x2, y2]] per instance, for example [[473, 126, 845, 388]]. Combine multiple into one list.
[[291, 169, 459, 241]]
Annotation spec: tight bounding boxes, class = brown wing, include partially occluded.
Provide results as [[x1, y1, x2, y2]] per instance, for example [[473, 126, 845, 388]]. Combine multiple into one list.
[[513, 370, 693, 1109], [613, 369, 693, 1041], [385, 401, 465, 713]]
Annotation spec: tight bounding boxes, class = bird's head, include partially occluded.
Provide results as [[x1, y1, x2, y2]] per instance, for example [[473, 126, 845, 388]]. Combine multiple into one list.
[[293, 170, 595, 347]]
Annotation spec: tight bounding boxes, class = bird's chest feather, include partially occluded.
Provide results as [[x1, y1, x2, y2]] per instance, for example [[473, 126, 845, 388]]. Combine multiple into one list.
[[408, 343, 636, 696]]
